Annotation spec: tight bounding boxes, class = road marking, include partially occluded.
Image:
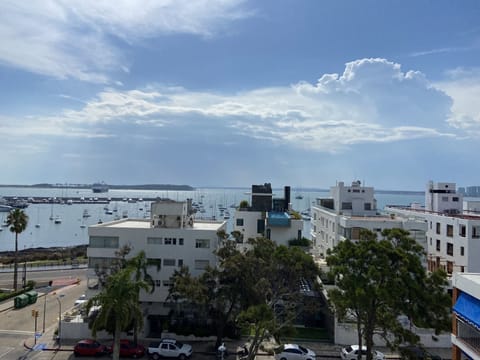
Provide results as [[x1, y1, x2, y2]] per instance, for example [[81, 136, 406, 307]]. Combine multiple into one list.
[[0, 346, 15, 358], [0, 329, 33, 335]]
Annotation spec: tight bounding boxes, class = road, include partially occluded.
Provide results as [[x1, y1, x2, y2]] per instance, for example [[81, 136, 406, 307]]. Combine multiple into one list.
[[0, 270, 88, 359], [0, 268, 87, 289]]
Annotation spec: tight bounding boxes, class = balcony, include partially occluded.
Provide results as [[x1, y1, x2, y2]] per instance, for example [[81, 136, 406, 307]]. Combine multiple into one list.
[[456, 318, 480, 353]]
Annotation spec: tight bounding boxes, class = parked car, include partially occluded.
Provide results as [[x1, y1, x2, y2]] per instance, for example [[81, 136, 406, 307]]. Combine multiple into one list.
[[109, 339, 145, 358], [74, 294, 87, 306], [148, 338, 193, 360], [274, 344, 316, 360], [341, 345, 385, 360], [73, 339, 109, 357], [399, 346, 441, 360]]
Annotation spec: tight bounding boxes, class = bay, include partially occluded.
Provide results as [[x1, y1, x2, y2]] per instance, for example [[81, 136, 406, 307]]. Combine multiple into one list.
[[0, 187, 424, 252]]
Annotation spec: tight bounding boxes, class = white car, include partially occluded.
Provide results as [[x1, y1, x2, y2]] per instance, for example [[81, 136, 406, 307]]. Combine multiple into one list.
[[341, 345, 385, 360], [274, 344, 316, 360]]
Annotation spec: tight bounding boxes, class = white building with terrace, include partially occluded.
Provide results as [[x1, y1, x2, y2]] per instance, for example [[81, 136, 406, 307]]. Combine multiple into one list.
[[386, 181, 480, 277], [311, 181, 426, 258], [86, 198, 226, 336]]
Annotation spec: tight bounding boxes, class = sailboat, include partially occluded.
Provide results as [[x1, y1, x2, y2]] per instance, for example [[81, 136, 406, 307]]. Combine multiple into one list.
[[49, 203, 54, 221], [35, 208, 40, 228]]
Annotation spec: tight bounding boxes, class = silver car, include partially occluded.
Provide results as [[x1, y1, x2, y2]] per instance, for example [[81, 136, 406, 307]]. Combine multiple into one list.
[[341, 345, 385, 360], [275, 344, 316, 360]]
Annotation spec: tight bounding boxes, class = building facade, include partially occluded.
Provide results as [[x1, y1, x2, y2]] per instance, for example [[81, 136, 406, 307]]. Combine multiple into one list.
[[452, 272, 480, 360], [386, 181, 480, 276], [311, 181, 426, 258], [233, 184, 304, 247], [86, 198, 226, 335]]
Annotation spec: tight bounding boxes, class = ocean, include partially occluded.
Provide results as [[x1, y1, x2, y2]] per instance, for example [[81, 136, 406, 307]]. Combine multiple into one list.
[[0, 187, 425, 252]]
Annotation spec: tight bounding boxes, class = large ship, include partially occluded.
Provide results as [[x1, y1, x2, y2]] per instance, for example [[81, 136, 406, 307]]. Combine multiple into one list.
[[92, 182, 109, 193]]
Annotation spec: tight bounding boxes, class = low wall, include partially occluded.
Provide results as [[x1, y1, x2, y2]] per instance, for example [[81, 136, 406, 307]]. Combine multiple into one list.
[[61, 320, 110, 340], [334, 321, 451, 348]]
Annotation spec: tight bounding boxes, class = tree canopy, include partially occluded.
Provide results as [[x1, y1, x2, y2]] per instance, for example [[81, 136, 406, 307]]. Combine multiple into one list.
[[169, 236, 321, 358], [326, 229, 451, 360]]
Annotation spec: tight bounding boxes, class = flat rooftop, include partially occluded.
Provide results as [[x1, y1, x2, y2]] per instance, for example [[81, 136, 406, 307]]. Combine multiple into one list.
[[91, 219, 225, 230]]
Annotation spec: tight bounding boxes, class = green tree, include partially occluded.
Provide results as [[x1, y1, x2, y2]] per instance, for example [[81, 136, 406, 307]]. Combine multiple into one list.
[[169, 239, 247, 348], [326, 229, 450, 360], [86, 265, 150, 360], [6, 209, 28, 291], [239, 238, 320, 359]]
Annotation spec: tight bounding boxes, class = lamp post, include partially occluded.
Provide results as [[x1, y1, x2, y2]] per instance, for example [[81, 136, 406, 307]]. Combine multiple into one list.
[[42, 286, 51, 333], [56, 294, 65, 347]]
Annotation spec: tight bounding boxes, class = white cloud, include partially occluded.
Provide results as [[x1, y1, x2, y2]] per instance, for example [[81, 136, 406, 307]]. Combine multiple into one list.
[[2, 58, 459, 154], [0, 0, 251, 82], [435, 68, 480, 133]]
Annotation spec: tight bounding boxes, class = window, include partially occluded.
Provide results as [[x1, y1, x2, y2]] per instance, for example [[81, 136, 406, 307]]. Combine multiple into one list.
[[446, 261, 453, 274], [442, 196, 448, 201], [429, 237, 432, 246], [453, 197, 459, 202], [430, 221, 432, 229], [163, 259, 176, 266], [341, 202, 352, 210], [436, 239, 441, 251], [89, 236, 119, 248], [155, 280, 161, 287], [147, 237, 162, 245], [164, 237, 176, 245], [163, 280, 172, 287], [236, 218, 244, 226], [446, 243, 453, 256], [351, 228, 361, 240], [179, 238, 184, 245], [195, 239, 210, 248], [194, 260, 209, 270], [178, 259, 183, 267], [436, 222, 441, 235], [461, 246, 465, 256], [364, 203, 371, 210], [459, 224, 466, 237], [446, 224, 453, 237]]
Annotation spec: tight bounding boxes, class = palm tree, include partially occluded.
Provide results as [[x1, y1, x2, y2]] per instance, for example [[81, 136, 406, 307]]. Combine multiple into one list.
[[6, 209, 28, 291], [125, 251, 154, 345], [87, 266, 150, 360]]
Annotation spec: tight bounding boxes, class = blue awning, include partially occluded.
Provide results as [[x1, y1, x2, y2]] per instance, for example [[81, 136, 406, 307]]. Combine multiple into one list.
[[453, 292, 480, 330]]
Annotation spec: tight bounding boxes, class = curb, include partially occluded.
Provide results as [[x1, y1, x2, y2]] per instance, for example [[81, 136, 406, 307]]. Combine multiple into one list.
[[24, 339, 73, 352]]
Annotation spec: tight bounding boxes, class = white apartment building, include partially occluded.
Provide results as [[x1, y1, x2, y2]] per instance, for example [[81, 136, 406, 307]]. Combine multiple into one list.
[[86, 198, 226, 335], [232, 184, 303, 247], [386, 181, 480, 276], [311, 181, 426, 258], [452, 272, 480, 360]]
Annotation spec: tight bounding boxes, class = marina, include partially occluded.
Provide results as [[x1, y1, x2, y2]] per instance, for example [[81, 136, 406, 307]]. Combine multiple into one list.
[[0, 186, 425, 252]]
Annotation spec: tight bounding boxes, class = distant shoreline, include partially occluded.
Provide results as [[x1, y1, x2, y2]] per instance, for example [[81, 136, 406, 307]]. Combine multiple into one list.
[[0, 184, 195, 191], [0, 184, 425, 195]]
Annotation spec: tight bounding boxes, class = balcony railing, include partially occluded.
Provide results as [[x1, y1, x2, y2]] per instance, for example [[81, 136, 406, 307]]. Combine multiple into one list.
[[457, 318, 480, 353]]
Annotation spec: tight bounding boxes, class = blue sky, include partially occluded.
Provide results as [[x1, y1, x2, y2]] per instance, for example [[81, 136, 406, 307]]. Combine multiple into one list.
[[1, 0, 480, 191]]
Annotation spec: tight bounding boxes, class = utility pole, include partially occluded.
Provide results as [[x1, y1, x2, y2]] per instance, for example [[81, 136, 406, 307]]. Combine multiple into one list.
[[32, 309, 39, 345]]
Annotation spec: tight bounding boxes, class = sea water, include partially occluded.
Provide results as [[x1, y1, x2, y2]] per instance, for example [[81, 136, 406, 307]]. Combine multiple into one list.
[[0, 187, 424, 252]]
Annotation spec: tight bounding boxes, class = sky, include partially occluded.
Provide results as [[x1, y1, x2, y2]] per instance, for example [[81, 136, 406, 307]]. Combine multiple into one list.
[[1, 1, 480, 191]]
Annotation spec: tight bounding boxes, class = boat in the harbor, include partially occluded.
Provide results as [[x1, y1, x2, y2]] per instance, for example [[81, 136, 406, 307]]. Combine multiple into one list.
[[82, 209, 91, 218], [54, 216, 62, 224], [0, 205, 13, 212], [92, 182, 109, 193]]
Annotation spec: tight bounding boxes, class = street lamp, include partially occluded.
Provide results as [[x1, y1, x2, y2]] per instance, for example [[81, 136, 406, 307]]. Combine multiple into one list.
[[42, 286, 51, 333], [56, 294, 65, 347]]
